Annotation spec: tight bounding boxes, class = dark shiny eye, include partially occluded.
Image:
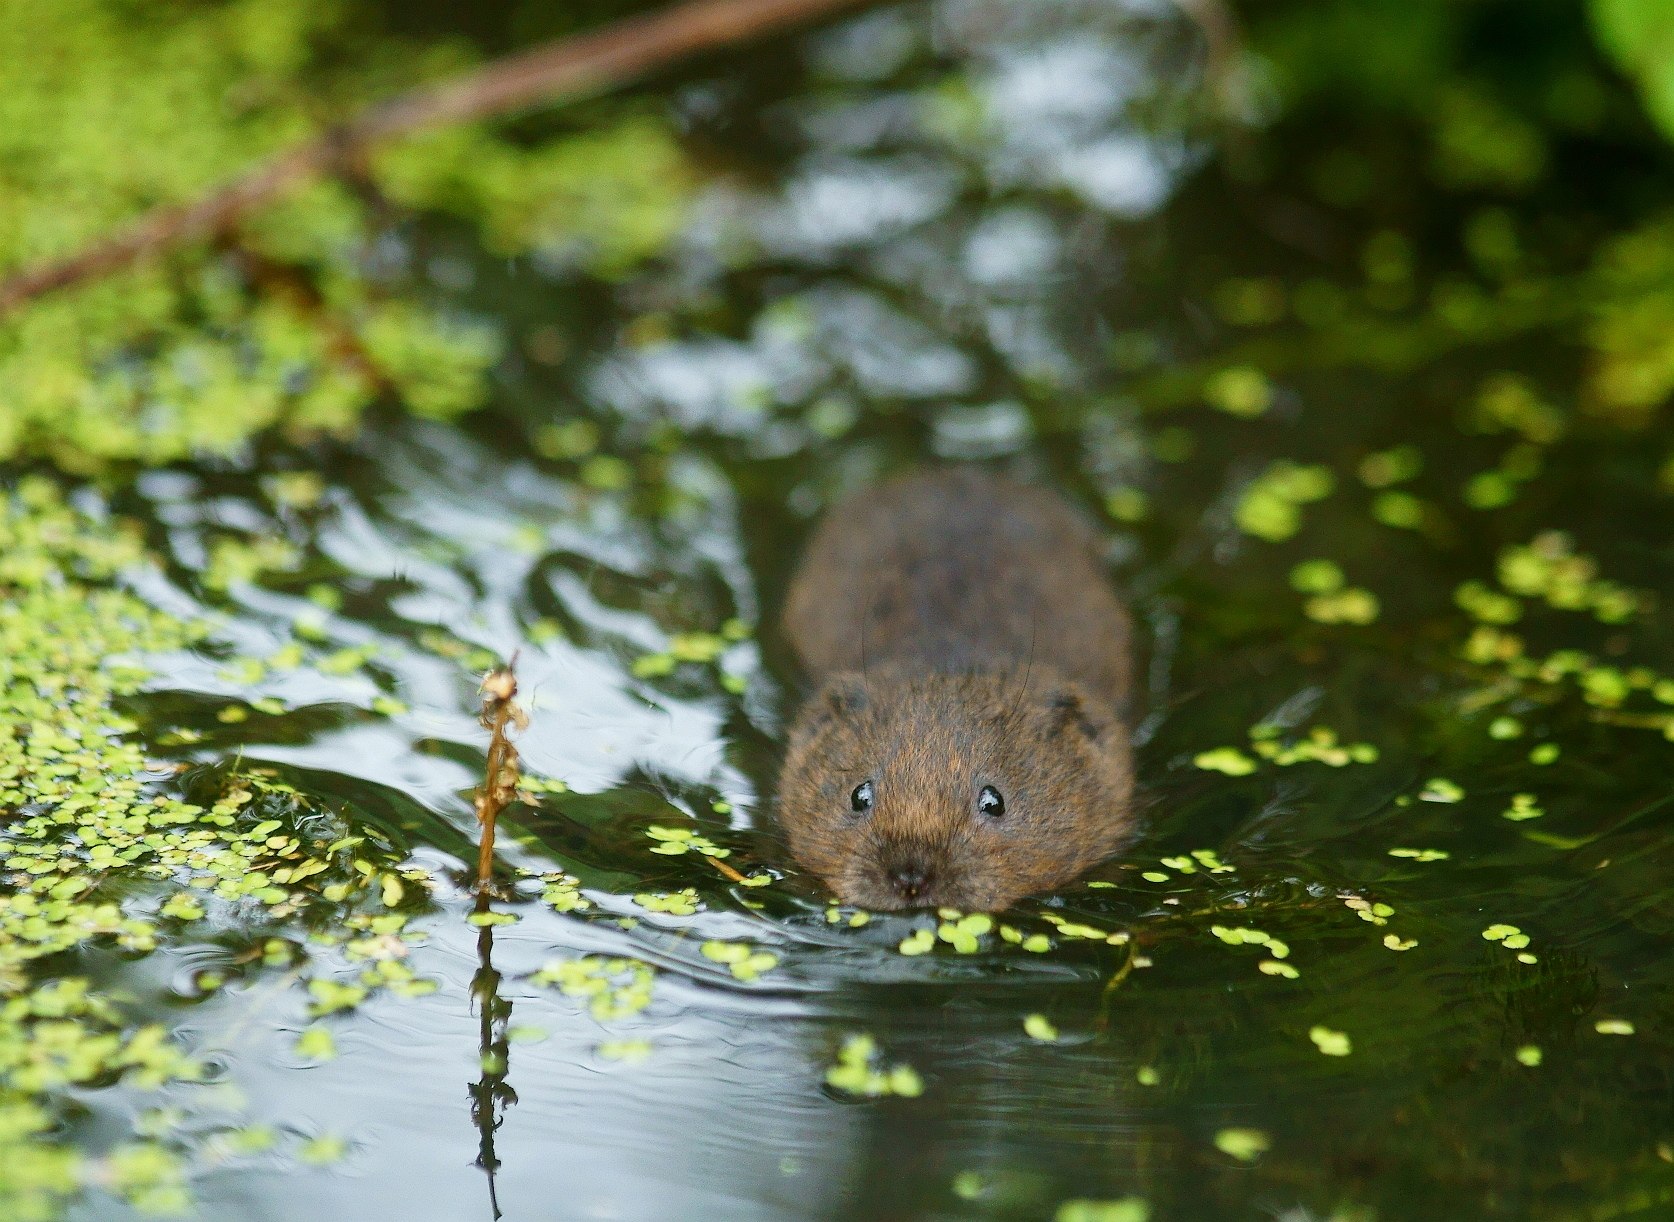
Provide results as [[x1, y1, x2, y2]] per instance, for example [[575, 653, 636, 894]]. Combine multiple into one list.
[[850, 780, 875, 814], [977, 785, 1005, 818]]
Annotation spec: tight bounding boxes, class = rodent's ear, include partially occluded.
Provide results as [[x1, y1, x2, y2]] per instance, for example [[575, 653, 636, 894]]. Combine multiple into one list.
[[802, 673, 867, 731], [1042, 687, 1104, 743]]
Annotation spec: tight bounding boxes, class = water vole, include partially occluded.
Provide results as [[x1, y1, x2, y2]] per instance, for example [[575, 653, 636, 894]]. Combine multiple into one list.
[[777, 467, 1135, 911]]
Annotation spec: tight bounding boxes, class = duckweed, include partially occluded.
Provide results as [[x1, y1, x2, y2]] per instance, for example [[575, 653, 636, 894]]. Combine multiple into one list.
[[297, 1135, 348, 1166], [1304, 587, 1381, 625], [1214, 1127, 1271, 1162], [1104, 488, 1149, 522], [1457, 581, 1523, 625], [1023, 1014, 1060, 1042], [824, 1035, 924, 1099], [1290, 559, 1345, 594], [936, 915, 990, 954], [699, 940, 780, 982], [644, 825, 730, 858], [1250, 725, 1378, 767], [1186, 849, 1235, 873], [1359, 445, 1424, 487], [635, 888, 701, 916], [0, 483, 446, 1216], [898, 929, 937, 956], [1204, 366, 1273, 417], [1387, 848, 1451, 862], [1343, 899, 1395, 926], [1014, 931, 1054, 953], [1370, 490, 1427, 530], [1419, 779, 1466, 803], [1192, 748, 1258, 776], [541, 873, 592, 914], [597, 1039, 654, 1063], [1040, 913, 1120, 942], [531, 957, 655, 1021], [1309, 1026, 1353, 1057], [293, 1028, 337, 1062], [1235, 462, 1336, 542], [1156, 850, 1235, 877], [1054, 1198, 1149, 1222], [1497, 534, 1645, 623], [633, 630, 742, 680]]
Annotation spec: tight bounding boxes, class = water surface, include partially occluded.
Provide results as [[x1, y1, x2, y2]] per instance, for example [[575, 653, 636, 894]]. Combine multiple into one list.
[[35, 1, 1674, 1218]]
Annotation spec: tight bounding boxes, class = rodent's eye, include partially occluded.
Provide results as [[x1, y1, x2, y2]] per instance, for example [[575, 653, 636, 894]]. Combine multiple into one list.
[[850, 780, 875, 815], [977, 785, 1005, 819]]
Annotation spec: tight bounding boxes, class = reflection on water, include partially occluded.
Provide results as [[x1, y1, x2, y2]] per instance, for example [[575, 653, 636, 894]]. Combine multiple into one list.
[[43, 0, 1674, 1217], [470, 899, 514, 1222]]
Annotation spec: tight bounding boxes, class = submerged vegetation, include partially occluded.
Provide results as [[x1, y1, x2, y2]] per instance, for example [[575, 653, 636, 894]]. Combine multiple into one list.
[[4, 0, 1674, 1218]]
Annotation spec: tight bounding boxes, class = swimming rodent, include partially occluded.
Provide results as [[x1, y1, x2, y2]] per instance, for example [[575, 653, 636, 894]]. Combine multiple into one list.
[[777, 466, 1135, 911]]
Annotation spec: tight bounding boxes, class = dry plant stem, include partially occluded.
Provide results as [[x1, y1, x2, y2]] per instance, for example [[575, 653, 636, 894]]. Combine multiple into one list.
[[1094, 938, 1141, 1032], [475, 663, 526, 893], [0, 0, 877, 315], [704, 854, 748, 883], [226, 241, 391, 393]]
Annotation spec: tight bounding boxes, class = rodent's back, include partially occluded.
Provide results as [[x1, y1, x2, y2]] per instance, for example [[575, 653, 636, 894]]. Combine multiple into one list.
[[782, 467, 1130, 706]]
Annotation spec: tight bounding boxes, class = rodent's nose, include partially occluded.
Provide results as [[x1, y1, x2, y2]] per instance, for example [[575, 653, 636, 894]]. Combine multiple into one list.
[[890, 862, 931, 900]]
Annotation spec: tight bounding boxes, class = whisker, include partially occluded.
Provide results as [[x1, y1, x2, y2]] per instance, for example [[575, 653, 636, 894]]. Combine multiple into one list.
[[1005, 611, 1039, 728]]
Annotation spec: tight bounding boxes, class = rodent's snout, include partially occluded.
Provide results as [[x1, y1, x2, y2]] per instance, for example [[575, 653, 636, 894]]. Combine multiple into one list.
[[886, 858, 932, 903], [867, 840, 955, 909]]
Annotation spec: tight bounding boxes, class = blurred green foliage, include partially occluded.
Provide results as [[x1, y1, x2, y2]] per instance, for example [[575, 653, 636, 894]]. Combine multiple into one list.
[[0, 0, 689, 472], [1590, 0, 1674, 139], [1211, 0, 1674, 431], [8, 0, 1674, 474]]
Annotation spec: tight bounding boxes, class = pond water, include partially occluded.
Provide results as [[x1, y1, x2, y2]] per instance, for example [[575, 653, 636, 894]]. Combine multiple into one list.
[[21, 1, 1674, 1219]]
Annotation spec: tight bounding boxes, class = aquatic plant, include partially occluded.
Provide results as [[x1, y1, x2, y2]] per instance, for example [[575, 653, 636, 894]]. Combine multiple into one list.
[[0, 0, 693, 471]]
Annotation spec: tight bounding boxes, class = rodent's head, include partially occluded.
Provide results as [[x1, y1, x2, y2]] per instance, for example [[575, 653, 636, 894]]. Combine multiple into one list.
[[776, 668, 1133, 911]]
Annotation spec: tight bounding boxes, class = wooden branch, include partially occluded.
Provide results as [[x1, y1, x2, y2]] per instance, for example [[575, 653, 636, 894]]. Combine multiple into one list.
[[1169, 0, 1244, 113], [0, 0, 876, 315]]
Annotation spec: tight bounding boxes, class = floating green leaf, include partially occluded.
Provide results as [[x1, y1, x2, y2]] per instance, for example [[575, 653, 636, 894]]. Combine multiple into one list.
[[1214, 1127, 1271, 1162]]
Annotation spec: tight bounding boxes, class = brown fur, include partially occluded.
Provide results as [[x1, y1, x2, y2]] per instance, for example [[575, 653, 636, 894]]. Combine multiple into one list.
[[778, 467, 1135, 910]]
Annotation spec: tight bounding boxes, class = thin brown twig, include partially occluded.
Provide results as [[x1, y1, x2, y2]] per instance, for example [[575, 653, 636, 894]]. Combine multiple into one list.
[[474, 660, 527, 892], [224, 241, 392, 394], [0, 0, 876, 316], [1167, 0, 1243, 113], [704, 854, 749, 884], [1094, 938, 1141, 1033]]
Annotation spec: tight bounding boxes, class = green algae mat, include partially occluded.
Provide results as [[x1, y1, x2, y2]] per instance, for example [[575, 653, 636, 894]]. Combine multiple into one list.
[[4, 1, 1674, 1219]]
